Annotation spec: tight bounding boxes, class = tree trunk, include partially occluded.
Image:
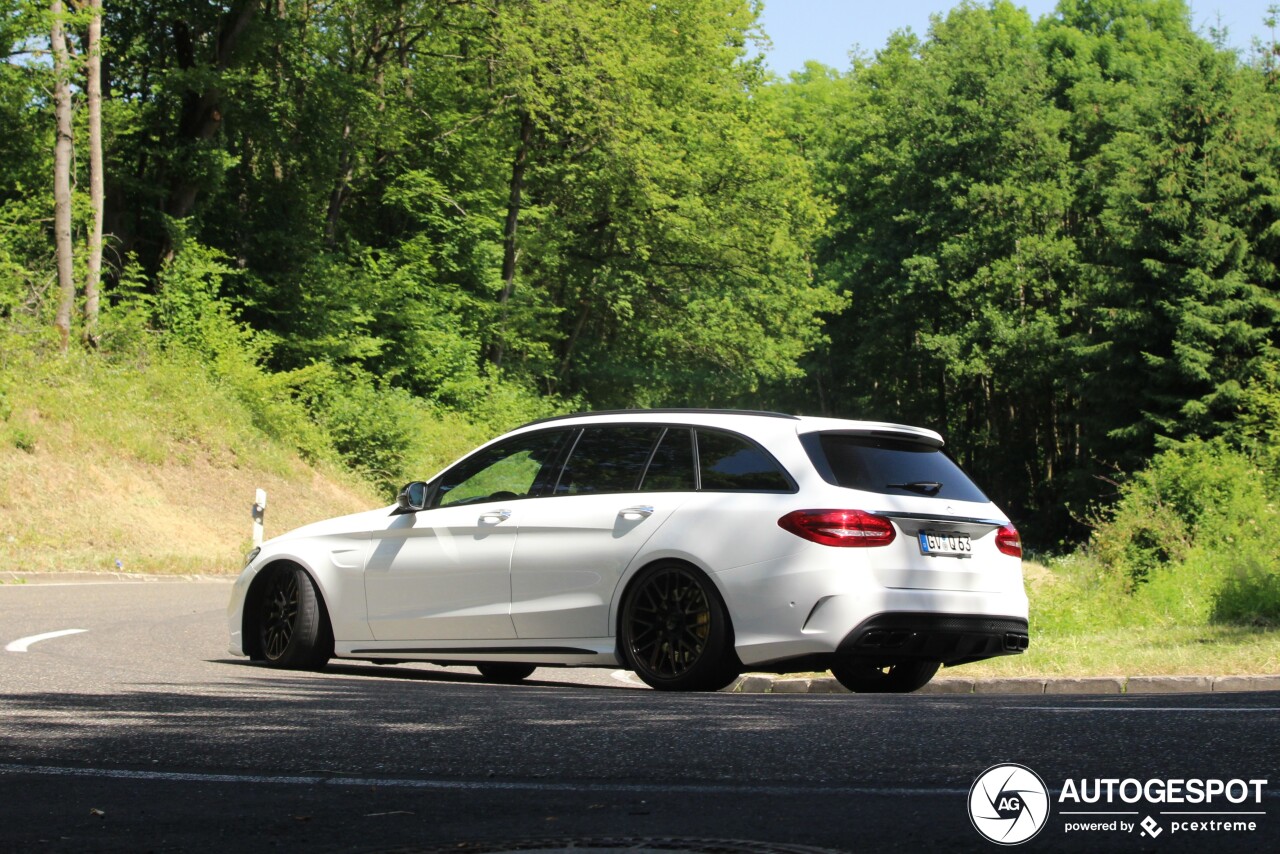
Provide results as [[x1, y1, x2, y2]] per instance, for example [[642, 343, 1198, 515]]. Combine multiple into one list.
[[488, 110, 532, 369], [82, 0, 104, 347], [51, 0, 75, 353], [324, 123, 355, 245], [161, 0, 258, 260]]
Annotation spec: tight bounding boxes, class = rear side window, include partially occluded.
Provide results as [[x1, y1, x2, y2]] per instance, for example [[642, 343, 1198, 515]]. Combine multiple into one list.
[[556, 426, 663, 495], [802, 433, 989, 502], [697, 429, 793, 492], [640, 428, 697, 492]]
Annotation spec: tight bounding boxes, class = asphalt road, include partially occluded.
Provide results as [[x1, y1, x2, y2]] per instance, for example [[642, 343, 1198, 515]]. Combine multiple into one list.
[[1, 579, 1277, 853]]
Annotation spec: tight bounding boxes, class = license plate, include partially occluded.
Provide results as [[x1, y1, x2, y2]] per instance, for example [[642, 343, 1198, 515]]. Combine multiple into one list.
[[918, 530, 971, 558]]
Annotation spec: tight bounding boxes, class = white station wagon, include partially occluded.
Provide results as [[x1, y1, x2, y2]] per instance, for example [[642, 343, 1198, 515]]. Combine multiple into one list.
[[228, 410, 1029, 692]]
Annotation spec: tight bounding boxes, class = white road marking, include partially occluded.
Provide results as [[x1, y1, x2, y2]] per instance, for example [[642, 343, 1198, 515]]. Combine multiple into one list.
[[611, 665, 650, 686], [1, 763, 1275, 801], [1006, 706, 1280, 713], [0, 762, 969, 797], [4, 628, 88, 653]]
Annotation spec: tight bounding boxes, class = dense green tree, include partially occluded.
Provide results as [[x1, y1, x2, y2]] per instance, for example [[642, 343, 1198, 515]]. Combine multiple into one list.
[[816, 2, 1079, 527], [485, 0, 838, 404], [0, 0, 51, 316], [5, 0, 1278, 548], [1043, 1, 1280, 474], [92, 0, 834, 409]]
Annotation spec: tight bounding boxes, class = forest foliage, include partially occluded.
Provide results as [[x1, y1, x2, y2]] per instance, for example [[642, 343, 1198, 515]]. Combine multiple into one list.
[[2, 0, 1279, 597]]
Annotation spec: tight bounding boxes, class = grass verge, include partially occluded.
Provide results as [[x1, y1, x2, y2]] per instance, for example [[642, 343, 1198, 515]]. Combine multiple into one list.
[[948, 624, 1280, 678]]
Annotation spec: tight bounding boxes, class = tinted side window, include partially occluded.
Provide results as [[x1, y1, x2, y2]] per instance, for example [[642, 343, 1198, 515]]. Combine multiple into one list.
[[696, 430, 793, 492], [804, 433, 989, 502], [435, 430, 571, 507], [639, 428, 697, 492], [556, 426, 663, 495]]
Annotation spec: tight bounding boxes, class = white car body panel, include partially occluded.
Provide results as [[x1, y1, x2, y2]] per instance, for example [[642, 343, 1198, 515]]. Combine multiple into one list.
[[508, 492, 682, 639], [364, 500, 518, 640]]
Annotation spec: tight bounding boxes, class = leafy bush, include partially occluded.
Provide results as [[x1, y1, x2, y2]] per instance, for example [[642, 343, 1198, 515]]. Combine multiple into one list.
[[1085, 440, 1280, 627], [149, 236, 332, 463], [1089, 441, 1273, 587], [302, 368, 426, 494], [1212, 559, 1280, 628]]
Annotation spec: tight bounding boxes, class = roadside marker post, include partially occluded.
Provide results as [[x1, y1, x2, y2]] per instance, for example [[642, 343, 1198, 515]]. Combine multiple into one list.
[[252, 489, 267, 547]]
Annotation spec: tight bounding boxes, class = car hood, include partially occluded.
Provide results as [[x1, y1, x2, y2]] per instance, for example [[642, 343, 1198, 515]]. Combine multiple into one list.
[[268, 506, 395, 544]]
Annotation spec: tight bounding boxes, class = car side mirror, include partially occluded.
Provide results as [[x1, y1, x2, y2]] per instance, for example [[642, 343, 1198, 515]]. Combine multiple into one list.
[[397, 481, 428, 512]]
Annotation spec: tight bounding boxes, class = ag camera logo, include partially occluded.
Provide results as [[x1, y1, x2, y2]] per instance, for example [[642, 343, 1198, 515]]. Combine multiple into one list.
[[969, 763, 1051, 845]]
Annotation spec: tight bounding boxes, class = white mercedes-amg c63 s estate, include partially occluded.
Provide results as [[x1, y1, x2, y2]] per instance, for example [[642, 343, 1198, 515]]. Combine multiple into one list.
[[228, 409, 1029, 692]]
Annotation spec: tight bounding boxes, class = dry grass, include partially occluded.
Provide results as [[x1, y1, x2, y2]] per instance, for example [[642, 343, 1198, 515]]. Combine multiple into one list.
[[0, 346, 379, 575]]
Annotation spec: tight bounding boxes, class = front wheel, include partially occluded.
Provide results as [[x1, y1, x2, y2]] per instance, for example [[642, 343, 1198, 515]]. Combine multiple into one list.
[[620, 562, 739, 692], [830, 658, 940, 693], [257, 565, 332, 670]]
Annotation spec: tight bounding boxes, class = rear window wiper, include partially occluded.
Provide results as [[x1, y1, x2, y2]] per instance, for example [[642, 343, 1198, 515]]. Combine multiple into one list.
[[887, 481, 943, 496]]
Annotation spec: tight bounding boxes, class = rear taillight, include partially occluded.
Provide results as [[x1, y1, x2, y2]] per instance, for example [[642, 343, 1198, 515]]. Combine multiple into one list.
[[995, 524, 1022, 558], [778, 510, 897, 547]]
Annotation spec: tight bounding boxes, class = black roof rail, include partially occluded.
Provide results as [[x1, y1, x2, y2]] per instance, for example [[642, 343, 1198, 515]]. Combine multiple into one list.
[[517, 408, 800, 430]]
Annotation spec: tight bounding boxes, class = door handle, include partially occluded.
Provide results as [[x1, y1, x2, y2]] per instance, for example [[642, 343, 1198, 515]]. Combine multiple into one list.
[[618, 505, 655, 519], [479, 509, 512, 523]]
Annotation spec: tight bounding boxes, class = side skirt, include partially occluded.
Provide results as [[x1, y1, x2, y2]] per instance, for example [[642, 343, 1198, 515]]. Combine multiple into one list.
[[333, 638, 620, 668]]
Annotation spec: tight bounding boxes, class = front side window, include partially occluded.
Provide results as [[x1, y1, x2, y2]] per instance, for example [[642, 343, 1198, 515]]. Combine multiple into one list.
[[435, 430, 571, 507], [696, 429, 793, 492], [556, 426, 663, 495]]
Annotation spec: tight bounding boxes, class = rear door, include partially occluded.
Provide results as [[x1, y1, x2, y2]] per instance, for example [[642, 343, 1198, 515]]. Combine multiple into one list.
[[509, 425, 689, 639]]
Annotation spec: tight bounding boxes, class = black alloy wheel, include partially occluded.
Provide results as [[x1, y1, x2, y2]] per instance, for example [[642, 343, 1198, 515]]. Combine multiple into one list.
[[261, 568, 299, 660], [621, 562, 738, 692], [829, 658, 940, 693], [256, 565, 332, 670]]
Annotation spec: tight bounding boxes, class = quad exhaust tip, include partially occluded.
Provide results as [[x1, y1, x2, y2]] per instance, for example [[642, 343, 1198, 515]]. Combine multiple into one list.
[[1004, 632, 1030, 652]]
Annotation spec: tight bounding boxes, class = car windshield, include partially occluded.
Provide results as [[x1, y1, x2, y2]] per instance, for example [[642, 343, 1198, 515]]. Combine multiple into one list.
[[802, 432, 989, 503]]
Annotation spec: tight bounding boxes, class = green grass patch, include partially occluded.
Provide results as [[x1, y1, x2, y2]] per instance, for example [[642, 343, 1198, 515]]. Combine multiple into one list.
[[953, 624, 1280, 678], [950, 555, 1280, 677]]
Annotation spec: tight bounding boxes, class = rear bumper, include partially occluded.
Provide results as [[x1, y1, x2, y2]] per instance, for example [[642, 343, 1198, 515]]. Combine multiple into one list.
[[838, 612, 1029, 666]]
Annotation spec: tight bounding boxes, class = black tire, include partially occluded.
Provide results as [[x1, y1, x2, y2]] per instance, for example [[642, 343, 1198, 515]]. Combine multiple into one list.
[[830, 658, 940, 693], [476, 663, 537, 683], [257, 565, 332, 670], [620, 562, 739, 692]]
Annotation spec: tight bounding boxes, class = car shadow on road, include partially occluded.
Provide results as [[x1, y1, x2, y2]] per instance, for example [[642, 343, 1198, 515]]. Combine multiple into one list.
[[211, 657, 639, 691]]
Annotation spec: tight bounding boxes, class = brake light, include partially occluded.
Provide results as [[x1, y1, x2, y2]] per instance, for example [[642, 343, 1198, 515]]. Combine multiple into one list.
[[778, 510, 897, 548], [995, 524, 1022, 558]]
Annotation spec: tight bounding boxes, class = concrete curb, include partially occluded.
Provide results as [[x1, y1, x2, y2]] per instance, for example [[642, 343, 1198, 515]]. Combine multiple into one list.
[[728, 673, 1280, 695], [0, 571, 232, 585]]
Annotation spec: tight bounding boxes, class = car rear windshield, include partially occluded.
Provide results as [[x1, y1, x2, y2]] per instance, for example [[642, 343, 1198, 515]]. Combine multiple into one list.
[[801, 432, 990, 503]]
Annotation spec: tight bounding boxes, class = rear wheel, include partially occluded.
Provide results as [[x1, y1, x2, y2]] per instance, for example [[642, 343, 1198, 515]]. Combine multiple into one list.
[[830, 658, 939, 693], [621, 562, 739, 692], [476, 663, 537, 683], [257, 565, 332, 670]]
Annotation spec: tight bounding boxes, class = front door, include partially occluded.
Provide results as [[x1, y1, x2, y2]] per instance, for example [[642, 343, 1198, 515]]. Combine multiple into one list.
[[363, 428, 573, 641]]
